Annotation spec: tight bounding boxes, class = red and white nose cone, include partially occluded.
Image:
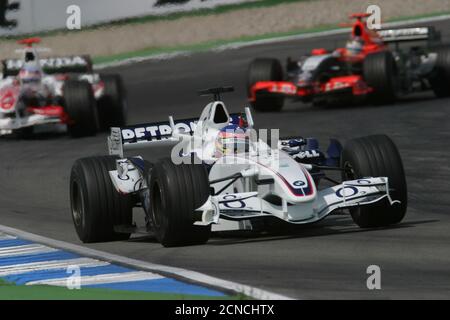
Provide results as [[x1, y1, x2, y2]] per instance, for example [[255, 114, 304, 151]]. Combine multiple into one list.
[[0, 91, 16, 112]]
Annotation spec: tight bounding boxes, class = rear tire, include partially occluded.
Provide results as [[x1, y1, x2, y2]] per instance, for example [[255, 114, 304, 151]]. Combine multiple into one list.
[[341, 135, 407, 228], [431, 46, 450, 98], [16, 126, 34, 139], [149, 158, 211, 247], [97, 74, 127, 130], [70, 156, 133, 243], [363, 51, 399, 104], [247, 58, 285, 112], [63, 80, 98, 138]]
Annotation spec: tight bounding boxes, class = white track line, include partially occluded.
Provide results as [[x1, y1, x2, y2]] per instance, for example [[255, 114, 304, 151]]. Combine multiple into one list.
[[0, 234, 16, 240], [0, 224, 292, 300], [0, 257, 109, 277], [27, 271, 163, 286], [95, 51, 192, 69], [0, 244, 57, 257], [94, 14, 450, 70]]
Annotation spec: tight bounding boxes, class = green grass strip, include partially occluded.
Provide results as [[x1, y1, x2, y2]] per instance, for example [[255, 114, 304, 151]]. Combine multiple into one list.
[[92, 24, 334, 64], [93, 10, 450, 65], [0, 279, 242, 300]]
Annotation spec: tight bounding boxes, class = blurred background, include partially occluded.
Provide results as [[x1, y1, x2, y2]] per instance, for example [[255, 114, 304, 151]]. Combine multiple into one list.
[[0, 0, 256, 36], [1, 0, 449, 60]]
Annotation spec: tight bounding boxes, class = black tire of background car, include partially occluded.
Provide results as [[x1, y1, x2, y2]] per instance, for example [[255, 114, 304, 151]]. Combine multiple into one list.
[[82, 55, 94, 73], [363, 51, 399, 104], [63, 80, 99, 137], [148, 158, 211, 247], [15, 126, 34, 139], [247, 58, 285, 112], [97, 74, 127, 130], [341, 135, 407, 228], [70, 156, 133, 243], [430, 46, 450, 98]]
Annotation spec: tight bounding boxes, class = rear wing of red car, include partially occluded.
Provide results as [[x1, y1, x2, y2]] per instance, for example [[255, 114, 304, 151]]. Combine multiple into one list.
[[1, 55, 93, 77], [377, 27, 441, 44]]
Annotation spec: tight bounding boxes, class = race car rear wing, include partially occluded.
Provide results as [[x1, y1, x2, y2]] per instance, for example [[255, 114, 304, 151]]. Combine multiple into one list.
[[1, 55, 93, 77], [108, 117, 198, 157], [377, 27, 441, 44], [108, 112, 249, 157]]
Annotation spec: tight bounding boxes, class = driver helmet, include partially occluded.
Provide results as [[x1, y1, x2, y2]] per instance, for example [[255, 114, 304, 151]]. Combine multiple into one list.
[[215, 124, 250, 157], [346, 37, 364, 56], [18, 63, 42, 85]]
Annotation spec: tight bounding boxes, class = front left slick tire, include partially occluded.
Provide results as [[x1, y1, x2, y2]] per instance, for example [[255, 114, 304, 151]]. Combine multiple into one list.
[[70, 156, 133, 243], [148, 158, 211, 247]]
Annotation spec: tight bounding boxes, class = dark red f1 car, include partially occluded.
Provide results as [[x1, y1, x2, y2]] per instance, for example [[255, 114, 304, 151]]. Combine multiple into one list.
[[247, 13, 450, 111]]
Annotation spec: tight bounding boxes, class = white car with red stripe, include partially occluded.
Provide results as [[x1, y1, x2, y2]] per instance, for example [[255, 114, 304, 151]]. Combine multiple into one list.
[[0, 38, 126, 138], [70, 87, 407, 247]]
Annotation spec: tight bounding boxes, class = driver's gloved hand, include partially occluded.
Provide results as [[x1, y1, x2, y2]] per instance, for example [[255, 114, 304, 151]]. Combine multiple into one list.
[[287, 138, 306, 148], [281, 138, 307, 154]]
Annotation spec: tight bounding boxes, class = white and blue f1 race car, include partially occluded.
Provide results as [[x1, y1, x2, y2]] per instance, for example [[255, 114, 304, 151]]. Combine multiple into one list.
[[70, 87, 407, 247]]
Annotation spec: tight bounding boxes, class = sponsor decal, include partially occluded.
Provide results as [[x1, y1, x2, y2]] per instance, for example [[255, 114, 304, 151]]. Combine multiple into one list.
[[294, 150, 320, 160], [293, 180, 306, 187], [121, 120, 197, 142], [5, 56, 88, 70], [270, 83, 297, 94], [378, 27, 430, 40], [335, 186, 359, 198], [325, 81, 350, 92], [221, 195, 247, 209], [0, 90, 15, 111]]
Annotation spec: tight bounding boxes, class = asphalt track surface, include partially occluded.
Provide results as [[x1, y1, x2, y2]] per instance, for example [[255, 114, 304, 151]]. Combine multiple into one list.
[[1, 19, 450, 299]]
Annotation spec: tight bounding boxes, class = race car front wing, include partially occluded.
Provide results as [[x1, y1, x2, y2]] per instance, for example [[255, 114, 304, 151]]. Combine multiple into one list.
[[249, 76, 372, 102], [196, 177, 399, 226], [0, 106, 67, 135]]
